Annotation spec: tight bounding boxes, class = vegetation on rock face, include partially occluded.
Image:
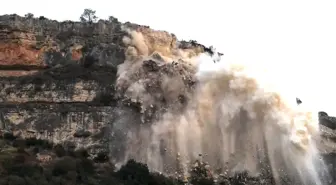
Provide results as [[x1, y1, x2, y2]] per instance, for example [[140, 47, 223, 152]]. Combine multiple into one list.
[[0, 134, 276, 185], [0, 135, 181, 185]]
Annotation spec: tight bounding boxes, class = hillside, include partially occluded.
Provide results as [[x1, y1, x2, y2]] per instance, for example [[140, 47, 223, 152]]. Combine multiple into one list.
[[0, 12, 334, 185]]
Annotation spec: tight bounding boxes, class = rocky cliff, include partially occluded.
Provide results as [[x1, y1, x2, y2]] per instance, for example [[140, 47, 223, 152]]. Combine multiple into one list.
[[0, 14, 219, 159], [0, 13, 335, 184]]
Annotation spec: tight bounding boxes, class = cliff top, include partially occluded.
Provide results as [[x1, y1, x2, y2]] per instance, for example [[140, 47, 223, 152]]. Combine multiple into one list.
[[0, 12, 222, 70]]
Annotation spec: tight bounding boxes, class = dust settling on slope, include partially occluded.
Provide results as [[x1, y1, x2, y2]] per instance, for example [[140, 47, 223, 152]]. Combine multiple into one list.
[[114, 27, 330, 185]]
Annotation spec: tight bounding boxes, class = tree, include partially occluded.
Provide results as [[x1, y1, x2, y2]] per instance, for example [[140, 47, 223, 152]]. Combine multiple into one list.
[[25, 13, 34, 18], [80, 9, 98, 23], [108, 16, 118, 23]]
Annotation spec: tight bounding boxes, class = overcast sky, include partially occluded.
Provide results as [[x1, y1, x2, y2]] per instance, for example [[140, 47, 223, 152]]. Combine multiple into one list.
[[2, 0, 336, 115]]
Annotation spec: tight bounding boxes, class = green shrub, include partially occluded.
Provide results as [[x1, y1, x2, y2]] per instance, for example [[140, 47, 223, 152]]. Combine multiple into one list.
[[7, 175, 25, 185], [52, 156, 76, 176], [53, 144, 66, 157]]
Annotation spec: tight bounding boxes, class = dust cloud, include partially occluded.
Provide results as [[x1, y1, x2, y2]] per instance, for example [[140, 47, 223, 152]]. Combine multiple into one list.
[[114, 28, 329, 185]]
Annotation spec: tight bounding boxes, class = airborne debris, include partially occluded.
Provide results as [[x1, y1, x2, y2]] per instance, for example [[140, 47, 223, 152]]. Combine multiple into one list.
[[296, 97, 302, 105]]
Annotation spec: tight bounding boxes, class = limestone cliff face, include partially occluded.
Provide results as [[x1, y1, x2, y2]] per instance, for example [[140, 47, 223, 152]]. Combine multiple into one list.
[[0, 14, 334, 179], [0, 14, 214, 159], [0, 14, 125, 68]]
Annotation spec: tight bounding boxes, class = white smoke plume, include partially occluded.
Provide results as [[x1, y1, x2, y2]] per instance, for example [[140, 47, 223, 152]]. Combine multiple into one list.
[[114, 27, 329, 185]]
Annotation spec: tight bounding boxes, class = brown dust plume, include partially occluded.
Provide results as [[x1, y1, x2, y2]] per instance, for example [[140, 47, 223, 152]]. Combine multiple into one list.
[[114, 28, 329, 185]]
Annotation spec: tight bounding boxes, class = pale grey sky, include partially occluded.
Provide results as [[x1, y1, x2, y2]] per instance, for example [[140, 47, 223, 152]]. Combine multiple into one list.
[[2, 0, 336, 115]]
